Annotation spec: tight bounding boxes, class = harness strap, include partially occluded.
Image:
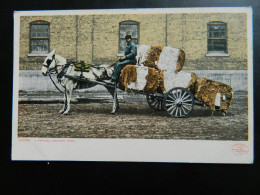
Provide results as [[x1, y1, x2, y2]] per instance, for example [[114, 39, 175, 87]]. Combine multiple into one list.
[[48, 73, 64, 93], [47, 59, 117, 93], [79, 61, 85, 78], [57, 63, 71, 80], [47, 60, 73, 94]]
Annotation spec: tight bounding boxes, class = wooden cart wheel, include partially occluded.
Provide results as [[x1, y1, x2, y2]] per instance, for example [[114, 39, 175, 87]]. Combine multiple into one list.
[[163, 87, 194, 118], [146, 95, 164, 111]]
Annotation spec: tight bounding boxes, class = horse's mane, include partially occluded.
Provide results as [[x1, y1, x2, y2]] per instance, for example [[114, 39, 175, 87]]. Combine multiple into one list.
[[63, 54, 115, 70]]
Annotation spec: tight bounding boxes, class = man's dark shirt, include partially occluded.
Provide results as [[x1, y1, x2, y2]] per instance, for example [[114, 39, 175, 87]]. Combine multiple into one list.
[[111, 41, 137, 81], [124, 41, 137, 61]]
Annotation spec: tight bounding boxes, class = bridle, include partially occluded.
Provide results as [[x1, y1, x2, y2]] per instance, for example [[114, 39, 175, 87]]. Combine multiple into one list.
[[43, 54, 66, 93], [43, 55, 74, 93], [43, 54, 64, 93], [43, 54, 57, 74]]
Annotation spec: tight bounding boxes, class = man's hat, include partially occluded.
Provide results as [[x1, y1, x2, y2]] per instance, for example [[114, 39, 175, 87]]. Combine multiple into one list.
[[125, 35, 132, 39]]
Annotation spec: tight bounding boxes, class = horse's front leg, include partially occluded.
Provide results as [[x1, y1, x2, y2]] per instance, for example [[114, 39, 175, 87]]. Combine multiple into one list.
[[105, 85, 119, 114], [62, 87, 73, 115]]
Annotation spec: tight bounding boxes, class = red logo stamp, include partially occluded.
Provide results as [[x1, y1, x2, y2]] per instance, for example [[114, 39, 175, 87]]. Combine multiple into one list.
[[232, 144, 249, 156]]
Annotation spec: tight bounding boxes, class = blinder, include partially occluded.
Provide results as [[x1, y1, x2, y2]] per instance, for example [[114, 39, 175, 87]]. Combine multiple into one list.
[[43, 55, 56, 73], [46, 59, 52, 66]]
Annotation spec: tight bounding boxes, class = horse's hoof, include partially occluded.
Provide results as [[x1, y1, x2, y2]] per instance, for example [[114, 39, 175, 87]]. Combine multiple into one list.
[[110, 111, 116, 115], [63, 112, 69, 115]]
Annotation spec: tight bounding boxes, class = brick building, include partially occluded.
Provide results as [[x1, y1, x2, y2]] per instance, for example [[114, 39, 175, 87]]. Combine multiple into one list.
[[17, 9, 251, 91]]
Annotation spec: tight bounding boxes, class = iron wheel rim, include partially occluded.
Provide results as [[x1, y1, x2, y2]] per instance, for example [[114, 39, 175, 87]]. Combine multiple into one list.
[[163, 87, 194, 118]]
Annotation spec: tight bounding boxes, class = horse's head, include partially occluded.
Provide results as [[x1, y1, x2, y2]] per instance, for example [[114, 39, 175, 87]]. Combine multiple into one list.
[[41, 49, 57, 76]]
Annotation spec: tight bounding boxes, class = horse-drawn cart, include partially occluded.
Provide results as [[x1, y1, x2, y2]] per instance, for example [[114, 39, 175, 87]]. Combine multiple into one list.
[[42, 47, 233, 117], [64, 74, 202, 118]]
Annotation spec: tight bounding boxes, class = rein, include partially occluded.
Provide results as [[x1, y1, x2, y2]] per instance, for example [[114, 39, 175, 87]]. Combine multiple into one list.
[[48, 72, 64, 93], [44, 54, 63, 93], [109, 59, 120, 67], [46, 55, 73, 94]]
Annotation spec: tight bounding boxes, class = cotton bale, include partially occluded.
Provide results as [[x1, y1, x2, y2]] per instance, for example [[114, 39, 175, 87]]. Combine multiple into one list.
[[118, 65, 197, 94], [118, 65, 165, 93], [190, 78, 233, 113], [136, 45, 185, 73]]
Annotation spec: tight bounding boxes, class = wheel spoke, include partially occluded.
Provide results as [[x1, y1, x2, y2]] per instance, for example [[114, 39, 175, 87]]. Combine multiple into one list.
[[147, 95, 164, 111], [175, 90, 180, 99], [165, 101, 176, 106], [170, 106, 177, 116], [175, 107, 179, 117], [167, 105, 177, 115], [171, 92, 178, 100], [166, 99, 175, 103], [181, 91, 187, 100], [178, 89, 183, 99], [178, 107, 182, 117], [156, 101, 160, 110], [150, 101, 156, 107], [154, 98, 160, 104], [179, 89, 183, 98], [182, 94, 191, 102], [182, 100, 192, 104], [154, 103, 159, 109], [167, 104, 176, 112], [151, 98, 159, 107], [165, 100, 176, 104], [160, 101, 163, 110], [168, 94, 176, 101], [182, 102, 193, 106], [182, 104, 191, 111], [181, 106, 188, 115]]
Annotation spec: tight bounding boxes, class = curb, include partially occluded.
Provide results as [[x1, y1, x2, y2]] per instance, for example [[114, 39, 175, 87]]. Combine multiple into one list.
[[18, 94, 147, 104]]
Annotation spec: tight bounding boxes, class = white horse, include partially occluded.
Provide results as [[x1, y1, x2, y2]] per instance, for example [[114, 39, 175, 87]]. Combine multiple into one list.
[[41, 49, 119, 115]]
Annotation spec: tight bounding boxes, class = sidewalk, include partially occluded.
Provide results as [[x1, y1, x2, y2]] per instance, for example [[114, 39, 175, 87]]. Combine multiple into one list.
[[18, 90, 147, 104]]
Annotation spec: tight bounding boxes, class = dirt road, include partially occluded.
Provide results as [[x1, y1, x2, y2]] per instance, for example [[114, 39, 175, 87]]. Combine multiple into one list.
[[18, 92, 248, 140], [17, 92, 248, 140]]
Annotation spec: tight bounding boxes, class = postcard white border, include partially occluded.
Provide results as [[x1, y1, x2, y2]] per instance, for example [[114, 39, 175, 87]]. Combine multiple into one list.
[[12, 7, 253, 163]]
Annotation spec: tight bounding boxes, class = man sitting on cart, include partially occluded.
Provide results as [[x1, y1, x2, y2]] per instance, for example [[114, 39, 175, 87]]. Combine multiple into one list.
[[109, 35, 137, 85]]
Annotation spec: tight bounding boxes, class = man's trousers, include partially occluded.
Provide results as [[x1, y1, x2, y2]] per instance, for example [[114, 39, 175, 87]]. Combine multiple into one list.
[[111, 59, 136, 82]]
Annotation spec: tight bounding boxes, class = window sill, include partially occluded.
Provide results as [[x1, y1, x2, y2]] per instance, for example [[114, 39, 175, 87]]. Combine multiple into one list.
[[206, 53, 229, 57], [27, 53, 48, 57]]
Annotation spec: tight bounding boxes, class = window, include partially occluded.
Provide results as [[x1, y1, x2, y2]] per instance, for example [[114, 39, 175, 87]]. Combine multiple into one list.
[[119, 21, 139, 54], [207, 21, 227, 54], [30, 21, 50, 54]]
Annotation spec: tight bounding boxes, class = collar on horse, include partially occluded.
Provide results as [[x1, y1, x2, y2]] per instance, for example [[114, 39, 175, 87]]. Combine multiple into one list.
[[57, 62, 72, 80]]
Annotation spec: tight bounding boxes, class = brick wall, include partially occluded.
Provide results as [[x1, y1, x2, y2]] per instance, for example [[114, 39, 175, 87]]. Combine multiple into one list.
[[19, 12, 248, 70], [20, 15, 78, 70]]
